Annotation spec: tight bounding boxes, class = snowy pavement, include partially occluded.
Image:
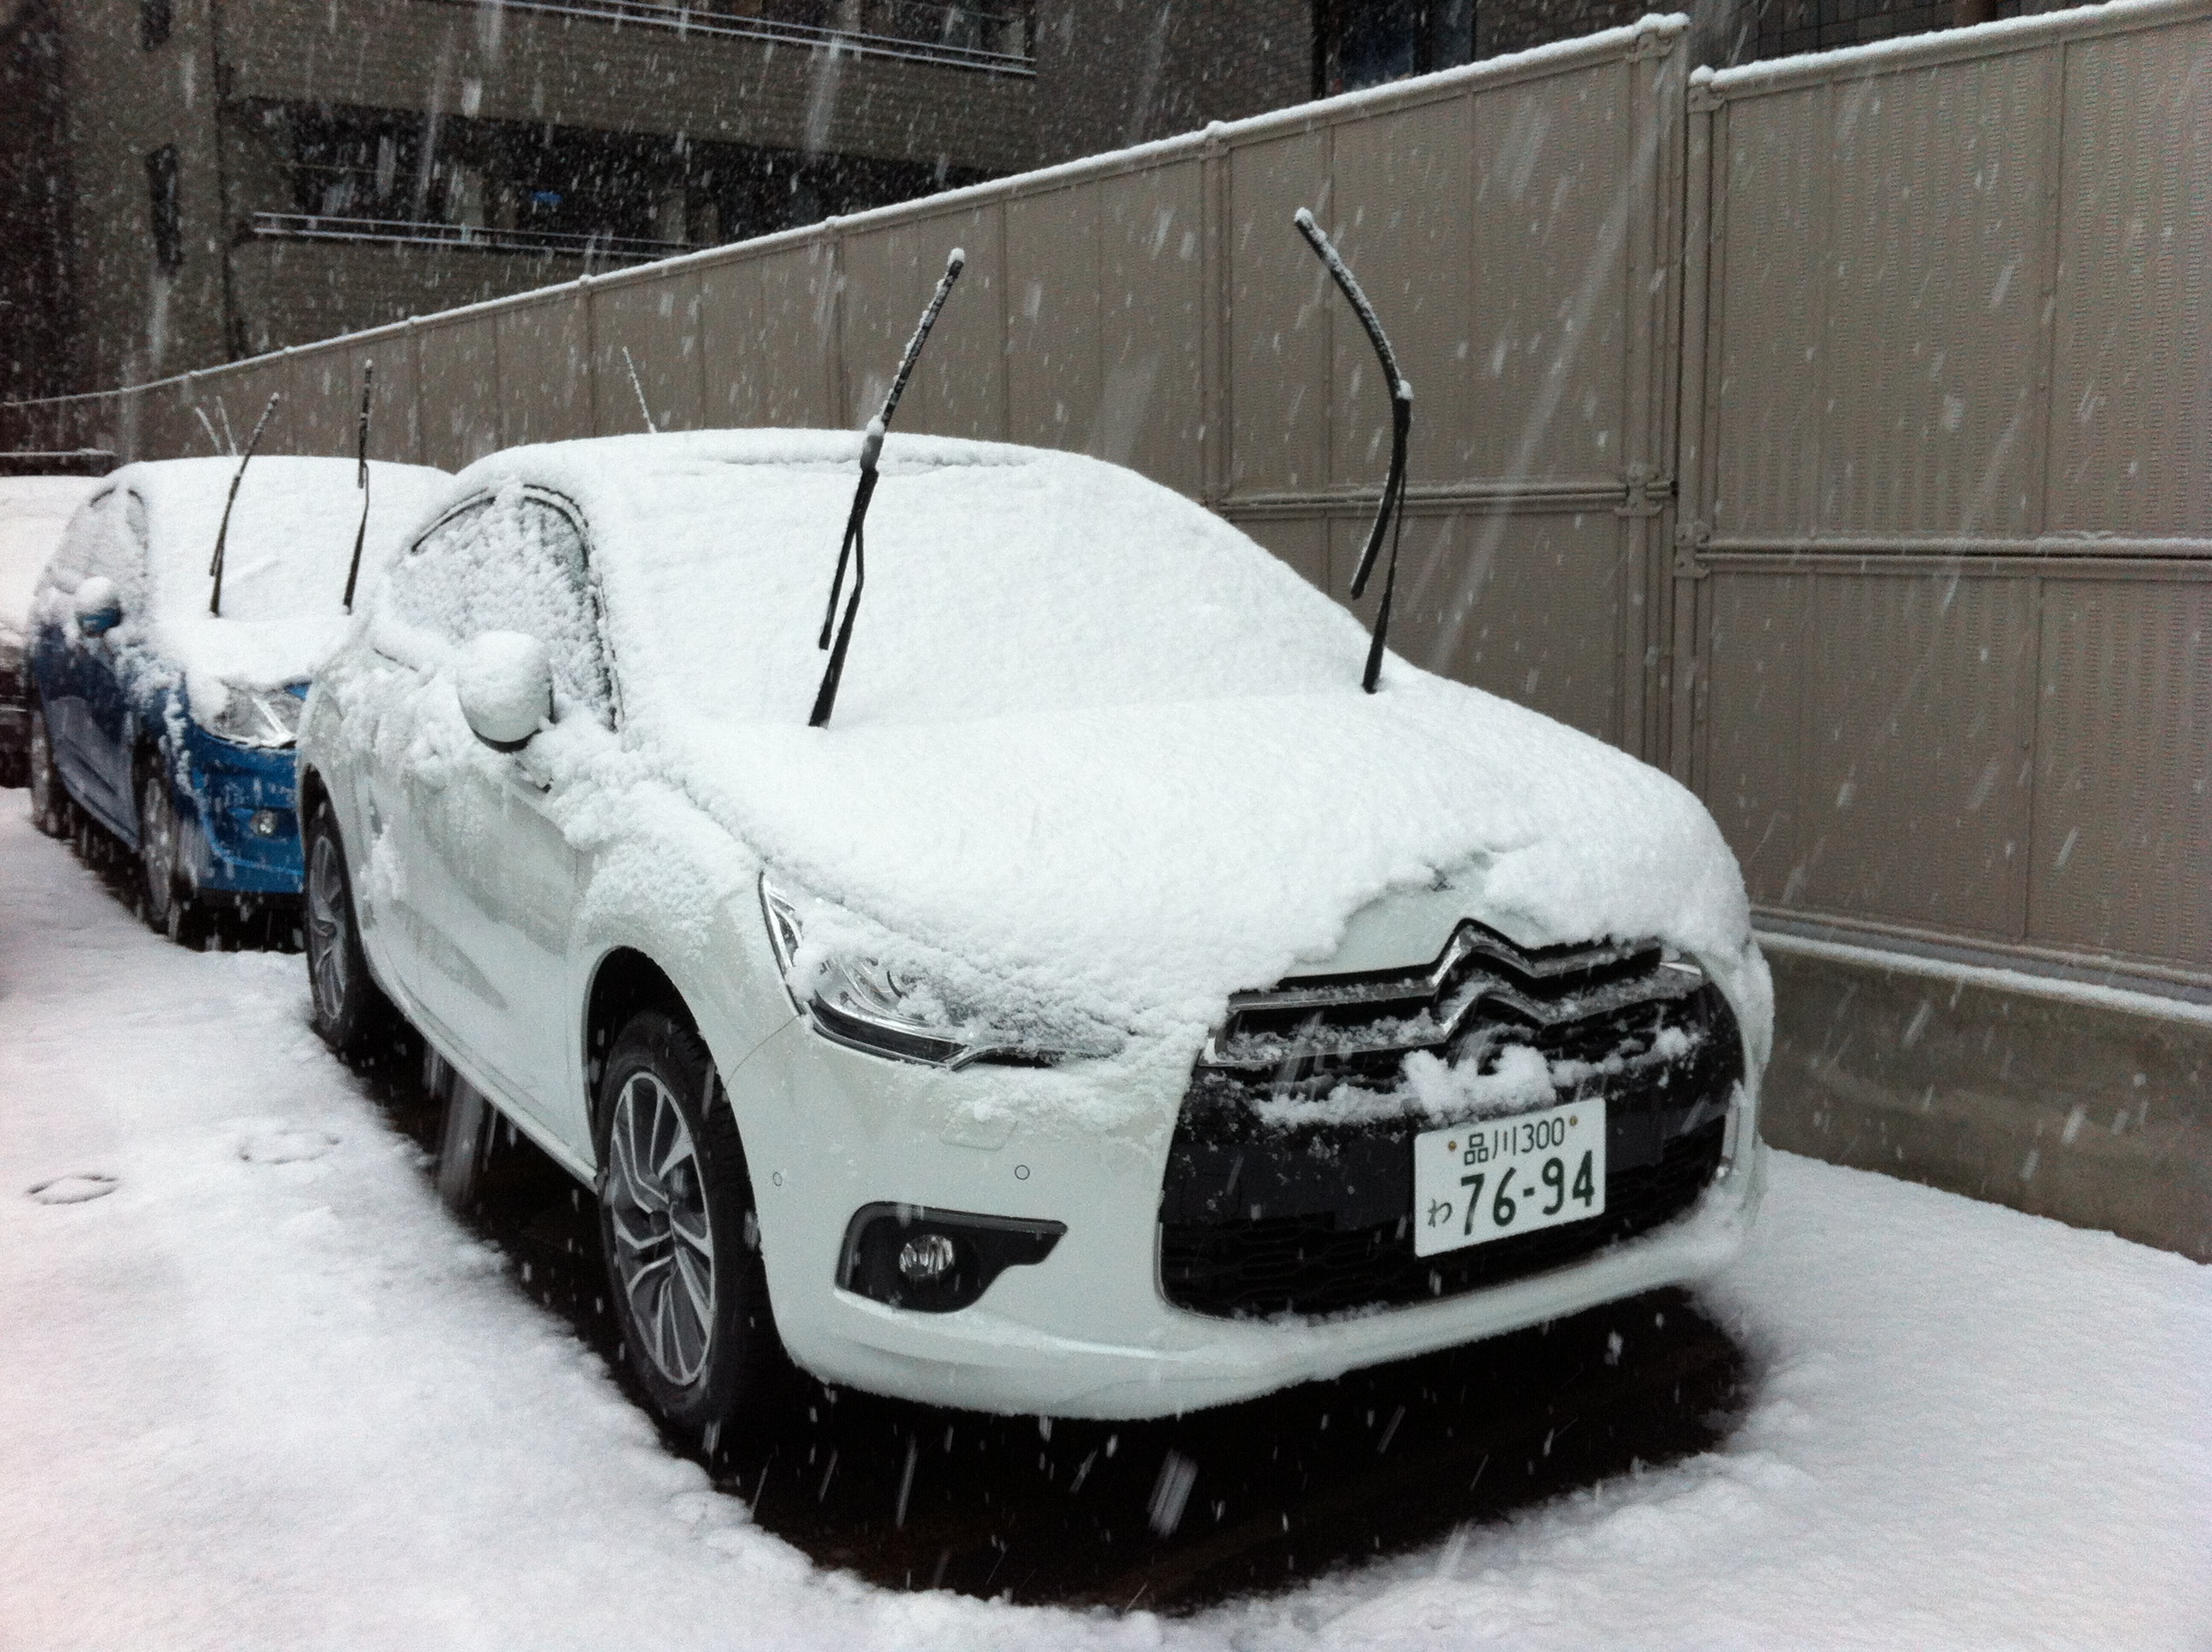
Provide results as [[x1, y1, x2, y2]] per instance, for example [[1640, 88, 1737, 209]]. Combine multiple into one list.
[[2, 799, 2207, 1651]]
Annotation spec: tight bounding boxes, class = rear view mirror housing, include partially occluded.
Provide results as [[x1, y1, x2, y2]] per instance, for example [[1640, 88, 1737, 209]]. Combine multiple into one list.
[[456, 631, 553, 753], [73, 576, 123, 637]]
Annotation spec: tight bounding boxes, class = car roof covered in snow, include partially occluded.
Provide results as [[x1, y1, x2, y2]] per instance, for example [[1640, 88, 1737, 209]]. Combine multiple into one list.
[[41, 455, 449, 707], [0, 475, 104, 643], [446, 427, 1364, 730]]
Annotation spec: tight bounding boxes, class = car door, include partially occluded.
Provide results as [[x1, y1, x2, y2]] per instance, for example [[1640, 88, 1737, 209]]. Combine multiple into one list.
[[375, 486, 612, 1153], [79, 489, 152, 834], [43, 488, 143, 831]]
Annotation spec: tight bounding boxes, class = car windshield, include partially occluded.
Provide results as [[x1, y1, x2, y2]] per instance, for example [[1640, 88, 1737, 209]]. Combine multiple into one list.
[[569, 434, 1371, 733]]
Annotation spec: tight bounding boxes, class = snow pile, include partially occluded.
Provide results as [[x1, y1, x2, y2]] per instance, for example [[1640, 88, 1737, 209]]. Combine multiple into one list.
[[409, 430, 1767, 1119], [32, 456, 449, 716], [2, 805, 2205, 1650], [0, 476, 102, 644]]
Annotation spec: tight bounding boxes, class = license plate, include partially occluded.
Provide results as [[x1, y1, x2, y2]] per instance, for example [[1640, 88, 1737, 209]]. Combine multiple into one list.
[[1413, 1098, 1607, 1258]]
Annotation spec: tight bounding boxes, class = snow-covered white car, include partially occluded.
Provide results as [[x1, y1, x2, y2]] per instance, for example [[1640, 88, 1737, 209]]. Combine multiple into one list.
[[2, 474, 106, 786], [297, 428, 1770, 1433], [26, 457, 448, 939]]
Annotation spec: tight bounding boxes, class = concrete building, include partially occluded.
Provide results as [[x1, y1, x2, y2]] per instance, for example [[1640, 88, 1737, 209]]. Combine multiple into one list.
[[3, 0, 2091, 402], [0, 0, 1037, 401]]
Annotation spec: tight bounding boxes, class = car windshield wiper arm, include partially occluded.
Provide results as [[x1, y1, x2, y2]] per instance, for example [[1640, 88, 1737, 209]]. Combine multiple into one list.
[[1295, 207, 1413, 695], [342, 362, 374, 612], [810, 246, 965, 730], [208, 391, 280, 618]]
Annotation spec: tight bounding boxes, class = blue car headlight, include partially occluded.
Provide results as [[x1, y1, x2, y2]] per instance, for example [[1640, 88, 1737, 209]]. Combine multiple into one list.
[[204, 683, 305, 749]]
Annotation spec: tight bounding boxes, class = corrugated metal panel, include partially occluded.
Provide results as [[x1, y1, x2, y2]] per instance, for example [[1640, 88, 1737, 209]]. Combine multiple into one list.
[[2031, 578, 2212, 966], [1004, 186, 1102, 451], [1375, 507, 1624, 742], [496, 298, 591, 449], [1095, 165, 1208, 494], [1820, 55, 2050, 538], [2046, 16, 2212, 538], [1798, 570, 2035, 938], [1698, 572, 1813, 906], [1227, 130, 1330, 497], [1466, 63, 1633, 486], [1709, 87, 1827, 538], [416, 316, 501, 472], [288, 350, 359, 459], [591, 273, 706, 436], [839, 206, 1007, 439], [1328, 94, 1475, 490], [698, 243, 841, 432], [1232, 515, 1330, 594]]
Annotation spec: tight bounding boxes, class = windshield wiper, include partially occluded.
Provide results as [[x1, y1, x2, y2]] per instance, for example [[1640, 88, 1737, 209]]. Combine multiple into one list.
[[810, 246, 966, 730], [1295, 207, 1413, 694], [342, 361, 374, 612], [208, 390, 280, 617]]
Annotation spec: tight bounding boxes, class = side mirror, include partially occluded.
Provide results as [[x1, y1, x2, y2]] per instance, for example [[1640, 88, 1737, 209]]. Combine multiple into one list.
[[456, 631, 553, 753], [73, 576, 123, 637]]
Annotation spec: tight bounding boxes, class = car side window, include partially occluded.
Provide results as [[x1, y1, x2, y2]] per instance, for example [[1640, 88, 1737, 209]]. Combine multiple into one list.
[[42, 488, 148, 614], [45, 488, 118, 591], [386, 482, 613, 724]]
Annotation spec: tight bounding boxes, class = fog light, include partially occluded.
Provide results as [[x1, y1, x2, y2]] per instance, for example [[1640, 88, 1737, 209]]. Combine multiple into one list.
[[897, 1232, 958, 1284], [839, 1203, 1065, 1313], [248, 809, 282, 838]]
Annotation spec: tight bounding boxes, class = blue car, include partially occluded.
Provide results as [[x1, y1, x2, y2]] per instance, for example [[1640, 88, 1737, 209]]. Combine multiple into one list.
[[26, 456, 448, 941]]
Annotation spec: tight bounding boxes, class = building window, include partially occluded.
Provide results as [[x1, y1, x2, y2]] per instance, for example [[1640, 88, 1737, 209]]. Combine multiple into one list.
[[1317, 0, 1475, 96], [140, 0, 172, 49], [147, 145, 183, 274]]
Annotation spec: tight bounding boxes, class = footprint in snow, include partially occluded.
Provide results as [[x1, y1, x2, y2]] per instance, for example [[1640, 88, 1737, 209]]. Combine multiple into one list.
[[27, 1173, 119, 1205], [239, 1128, 339, 1166]]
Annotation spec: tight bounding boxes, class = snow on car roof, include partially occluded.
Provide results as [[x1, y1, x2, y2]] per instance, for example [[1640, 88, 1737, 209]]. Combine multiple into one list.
[[440, 430, 1765, 1098], [0, 475, 103, 643], [52, 455, 449, 708]]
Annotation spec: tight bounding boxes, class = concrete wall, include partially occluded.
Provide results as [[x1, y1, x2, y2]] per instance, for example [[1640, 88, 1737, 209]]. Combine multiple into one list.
[[1763, 939, 2212, 1259]]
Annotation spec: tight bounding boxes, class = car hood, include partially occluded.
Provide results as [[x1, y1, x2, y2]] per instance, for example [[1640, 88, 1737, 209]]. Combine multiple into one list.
[[662, 671, 1769, 1071]]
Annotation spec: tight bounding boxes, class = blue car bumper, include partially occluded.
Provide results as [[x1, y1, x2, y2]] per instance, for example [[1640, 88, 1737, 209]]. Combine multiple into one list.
[[178, 724, 303, 896]]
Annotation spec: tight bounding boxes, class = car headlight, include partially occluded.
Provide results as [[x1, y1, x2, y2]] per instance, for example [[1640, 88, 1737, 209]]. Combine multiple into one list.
[[760, 875, 1121, 1069], [204, 683, 306, 748]]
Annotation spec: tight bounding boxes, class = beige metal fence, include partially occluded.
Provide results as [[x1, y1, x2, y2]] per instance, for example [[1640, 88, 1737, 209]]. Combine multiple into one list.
[[7, 2, 2205, 997], [1674, 0, 2211, 991]]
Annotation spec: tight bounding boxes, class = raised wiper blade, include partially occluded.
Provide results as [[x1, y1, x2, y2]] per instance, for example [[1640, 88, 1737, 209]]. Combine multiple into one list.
[[810, 246, 965, 730], [342, 361, 374, 612], [1295, 206, 1413, 695], [209, 390, 280, 618]]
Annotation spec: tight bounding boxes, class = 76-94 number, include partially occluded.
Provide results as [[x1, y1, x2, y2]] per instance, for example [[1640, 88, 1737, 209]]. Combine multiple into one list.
[[1458, 1149, 1597, 1236]]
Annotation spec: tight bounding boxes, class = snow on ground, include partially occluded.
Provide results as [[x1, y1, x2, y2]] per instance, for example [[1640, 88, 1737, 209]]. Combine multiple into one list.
[[1, 799, 2207, 1651]]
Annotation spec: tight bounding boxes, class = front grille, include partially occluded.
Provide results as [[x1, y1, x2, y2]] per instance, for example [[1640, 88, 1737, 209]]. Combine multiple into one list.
[[1158, 923, 1743, 1320]]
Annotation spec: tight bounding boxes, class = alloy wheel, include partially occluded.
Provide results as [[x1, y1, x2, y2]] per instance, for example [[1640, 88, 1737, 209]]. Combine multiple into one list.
[[603, 1071, 718, 1388], [29, 713, 64, 836], [138, 770, 177, 928], [305, 832, 351, 1025]]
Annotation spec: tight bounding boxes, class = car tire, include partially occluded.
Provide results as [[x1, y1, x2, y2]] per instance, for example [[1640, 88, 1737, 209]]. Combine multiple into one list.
[[136, 757, 181, 935], [302, 797, 395, 1056], [595, 1009, 783, 1440], [29, 708, 70, 838]]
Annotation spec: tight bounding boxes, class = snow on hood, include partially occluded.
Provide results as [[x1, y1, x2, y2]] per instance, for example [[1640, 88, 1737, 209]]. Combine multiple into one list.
[[39, 456, 449, 713], [443, 430, 1765, 1084], [0, 476, 102, 644]]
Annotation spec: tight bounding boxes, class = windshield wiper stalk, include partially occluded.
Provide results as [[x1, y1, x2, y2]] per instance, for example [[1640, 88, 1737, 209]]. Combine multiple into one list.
[[1295, 207, 1413, 694], [810, 246, 965, 730], [342, 361, 374, 612], [208, 391, 280, 618]]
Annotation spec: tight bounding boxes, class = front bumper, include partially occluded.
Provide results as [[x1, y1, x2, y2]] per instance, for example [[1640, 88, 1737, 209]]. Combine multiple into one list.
[[175, 725, 304, 895], [732, 1007, 1766, 1421]]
